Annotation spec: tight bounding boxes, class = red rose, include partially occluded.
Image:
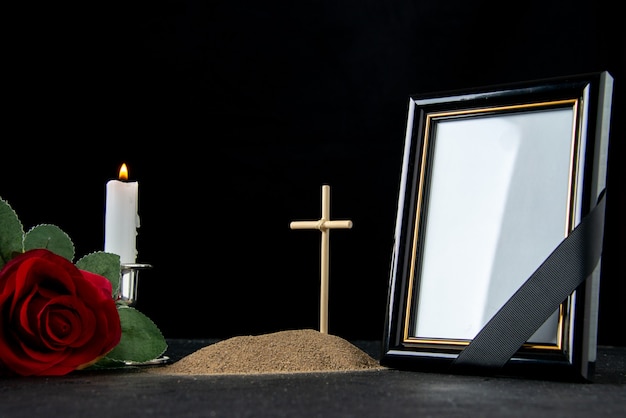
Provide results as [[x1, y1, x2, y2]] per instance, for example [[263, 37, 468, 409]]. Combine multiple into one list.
[[0, 249, 122, 376]]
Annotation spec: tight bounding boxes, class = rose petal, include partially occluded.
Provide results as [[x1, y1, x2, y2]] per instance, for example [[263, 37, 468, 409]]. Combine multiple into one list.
[[0, 249, 122, 376]]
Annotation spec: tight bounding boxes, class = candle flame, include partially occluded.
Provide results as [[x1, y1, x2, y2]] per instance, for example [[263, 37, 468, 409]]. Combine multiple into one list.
[[118, 163, 129, 181]]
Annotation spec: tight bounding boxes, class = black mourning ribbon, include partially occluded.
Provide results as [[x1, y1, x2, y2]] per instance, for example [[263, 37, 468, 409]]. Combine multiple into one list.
[[451, 191, 607, 372]]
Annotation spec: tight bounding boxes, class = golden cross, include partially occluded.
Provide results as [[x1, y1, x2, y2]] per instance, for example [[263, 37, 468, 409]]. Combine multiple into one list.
[[290, 184, 353, 334]]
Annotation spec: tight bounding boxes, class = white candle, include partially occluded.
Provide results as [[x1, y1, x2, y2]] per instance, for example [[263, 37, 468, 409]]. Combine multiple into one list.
[[104, 163, 140, 264]]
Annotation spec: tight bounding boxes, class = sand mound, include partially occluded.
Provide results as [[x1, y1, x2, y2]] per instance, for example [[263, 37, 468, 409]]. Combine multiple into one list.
[[150, 329, 385, 375]]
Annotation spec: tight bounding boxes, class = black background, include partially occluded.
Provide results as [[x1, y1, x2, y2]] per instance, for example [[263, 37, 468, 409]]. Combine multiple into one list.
[[4, 1, 624, 345]]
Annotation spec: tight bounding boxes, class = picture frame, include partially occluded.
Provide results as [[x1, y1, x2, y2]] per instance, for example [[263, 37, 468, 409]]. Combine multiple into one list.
[[381, 72, 614, 380]]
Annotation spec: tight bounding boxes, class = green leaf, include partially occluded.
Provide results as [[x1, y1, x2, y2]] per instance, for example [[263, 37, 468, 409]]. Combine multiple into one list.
[[24, 224, 75, 261], [76, 252, 121, 298], [104, 306, 168, 364], [0, 198, 24, 269], [85, 356, 127, 370]]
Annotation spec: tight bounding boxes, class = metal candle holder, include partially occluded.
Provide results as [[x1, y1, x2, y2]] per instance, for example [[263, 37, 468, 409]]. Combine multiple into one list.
[[118, 263, 152, 306]]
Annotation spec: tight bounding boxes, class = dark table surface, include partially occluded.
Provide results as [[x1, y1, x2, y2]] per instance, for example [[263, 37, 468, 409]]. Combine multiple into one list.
[[1, 340, 624, 417]]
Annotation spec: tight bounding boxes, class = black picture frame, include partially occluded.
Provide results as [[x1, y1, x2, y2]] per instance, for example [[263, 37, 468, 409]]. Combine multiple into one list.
[[381, 72, 614, 380]]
